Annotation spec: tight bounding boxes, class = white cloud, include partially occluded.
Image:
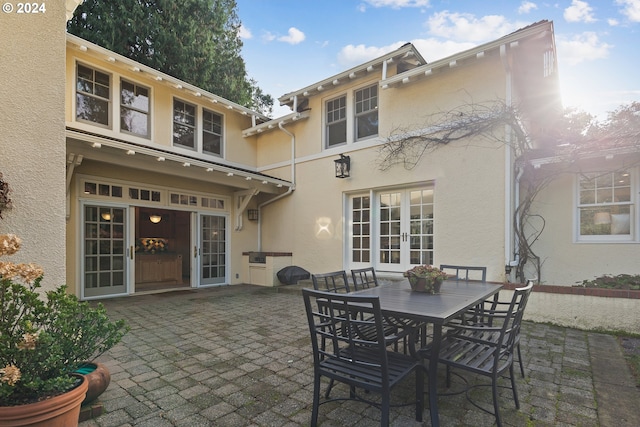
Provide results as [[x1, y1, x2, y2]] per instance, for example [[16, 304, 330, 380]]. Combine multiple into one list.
[[617, 0, 640, 22], [336, 38, 475, 69], [608, 18, 620, 26], [278, 27, 306, 45], [362, 0, 430, 8], [411, 38, 477, 62], [262, 32, 276, 42], [556, 32, 612, 65], [564, 0, 596, 23], [337, 42, 406, 67], [425, 11, 525, 43], [518, 1, 538, 14], [239, 24, 252, 40]]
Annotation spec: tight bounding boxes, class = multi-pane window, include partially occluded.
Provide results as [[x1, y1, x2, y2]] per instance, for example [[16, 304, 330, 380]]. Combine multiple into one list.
[[578, 171, 632, 238], [120, 79, 150, 137], [326, 95, 347, 148], [203, 109, 223, 156], [355, 85, 378, 140], [351, 196, 371, 263], [76, 64, 110, 126], [409, 189, 434, 265], [173, 99, 196, 149]]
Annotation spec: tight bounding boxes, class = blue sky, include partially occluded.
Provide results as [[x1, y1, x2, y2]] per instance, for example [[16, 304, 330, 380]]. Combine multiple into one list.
[[236, 0, 640, 118]]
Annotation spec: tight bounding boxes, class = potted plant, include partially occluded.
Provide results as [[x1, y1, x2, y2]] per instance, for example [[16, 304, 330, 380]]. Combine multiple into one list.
[[0, 233, 128, 426], [404, 265, 449, 294]]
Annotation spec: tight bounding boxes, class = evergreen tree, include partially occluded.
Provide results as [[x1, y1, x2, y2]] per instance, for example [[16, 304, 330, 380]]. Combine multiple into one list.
[[67, 0, 273, 116]]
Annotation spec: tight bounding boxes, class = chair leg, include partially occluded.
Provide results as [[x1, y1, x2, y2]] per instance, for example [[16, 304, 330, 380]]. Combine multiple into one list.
[[415, 366, 424, 422], [311, 373, 321, 427], [491, 373, 502, 427], [517, 343, 525, 377], [510, 363, 520, 409], [381, 392, 390, 427], [325, 378, 335, 398]]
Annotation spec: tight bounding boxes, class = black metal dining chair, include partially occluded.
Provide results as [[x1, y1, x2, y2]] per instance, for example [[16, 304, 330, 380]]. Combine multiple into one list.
[[440, 264, 487, 282], [350, 266, 379, 290], [311, 270, 351, 293], [302, 288, 424, 427], [416, 280, 533, 427]]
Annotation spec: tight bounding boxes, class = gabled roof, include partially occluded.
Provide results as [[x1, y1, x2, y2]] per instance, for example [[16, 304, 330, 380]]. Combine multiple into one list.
[[277, 43, 427, 109], [381, 20, 555, 89], [66, 33, 270, 124]]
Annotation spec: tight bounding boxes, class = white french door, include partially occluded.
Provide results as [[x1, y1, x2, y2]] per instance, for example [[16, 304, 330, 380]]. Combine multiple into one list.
[[82, 204, 129, 298], [198, 214, 228, 286], [349, 187, 434, 273]]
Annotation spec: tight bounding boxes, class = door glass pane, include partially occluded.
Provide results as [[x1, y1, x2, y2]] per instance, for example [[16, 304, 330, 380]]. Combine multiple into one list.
[[200, 215, 226, 285], [84, 205, 127, 297]]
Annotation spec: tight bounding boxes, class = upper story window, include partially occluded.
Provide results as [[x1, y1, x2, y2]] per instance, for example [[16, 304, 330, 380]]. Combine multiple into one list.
[[76, 64, 111, 127], [203, 108, 223, 156], [577, 171, 632, 241], [173, 99, 196, 149], [355, 84, 378, 140], [326, 95, 347, 148], [120, 79, 150, 138]]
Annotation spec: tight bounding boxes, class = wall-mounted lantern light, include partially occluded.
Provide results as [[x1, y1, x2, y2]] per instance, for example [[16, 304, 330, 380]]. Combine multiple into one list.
[[334, 154, 351, 178], [149, 214, 162, 224], [247, 209, 259, 221]]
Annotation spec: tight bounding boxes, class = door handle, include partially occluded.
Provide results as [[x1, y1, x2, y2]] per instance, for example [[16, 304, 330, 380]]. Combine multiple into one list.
[[194, 246, 198, 258], [130, 246, 134, 260]]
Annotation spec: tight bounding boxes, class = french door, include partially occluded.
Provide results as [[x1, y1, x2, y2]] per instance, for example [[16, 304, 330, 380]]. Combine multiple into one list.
[[199, 214, 227, 286], [83, 205, 128, 298], [350, 187, 434, 273]]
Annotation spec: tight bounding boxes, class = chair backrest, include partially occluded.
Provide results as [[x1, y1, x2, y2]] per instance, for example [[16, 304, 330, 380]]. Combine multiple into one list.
[[311, 270, 351, 293], [350, 267, 378, 290], [440, 264, 487, 282], [494, 280, 534, 351], [302, 288, 389, 388]]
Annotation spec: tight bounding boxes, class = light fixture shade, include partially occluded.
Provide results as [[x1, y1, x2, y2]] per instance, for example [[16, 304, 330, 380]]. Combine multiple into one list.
[[149, 214, 162, 224], [247, 209, 259, 221], [593, 212, 611, 225], [334, 154, 351, 178], [101, 212, 112, 221]]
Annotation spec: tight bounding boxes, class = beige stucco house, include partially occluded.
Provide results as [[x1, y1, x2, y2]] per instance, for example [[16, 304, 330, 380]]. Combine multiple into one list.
[[0, 4, 637, 332]]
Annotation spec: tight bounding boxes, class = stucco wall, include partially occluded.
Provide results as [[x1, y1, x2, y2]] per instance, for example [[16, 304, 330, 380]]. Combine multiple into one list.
[[0, 4, 67, 291], [529, 161, 640, 285], [256, 56, 512, 280]]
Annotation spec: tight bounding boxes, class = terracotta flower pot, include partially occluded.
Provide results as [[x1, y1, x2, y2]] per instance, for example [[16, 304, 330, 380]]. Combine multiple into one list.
[[0, 374, 88, 427], [75, 362, 111, 405]]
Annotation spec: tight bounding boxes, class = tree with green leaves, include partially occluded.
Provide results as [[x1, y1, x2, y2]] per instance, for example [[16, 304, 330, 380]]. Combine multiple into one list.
[[67, 0, 273, 116]]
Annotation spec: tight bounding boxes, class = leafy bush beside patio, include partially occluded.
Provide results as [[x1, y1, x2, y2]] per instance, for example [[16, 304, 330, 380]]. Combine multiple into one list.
[[579, 274, 640, 290]]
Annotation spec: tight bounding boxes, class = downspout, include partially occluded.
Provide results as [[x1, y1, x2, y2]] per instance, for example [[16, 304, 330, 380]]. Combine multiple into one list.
[[501, 43, 519, 277], [256, 121, 296, 251]]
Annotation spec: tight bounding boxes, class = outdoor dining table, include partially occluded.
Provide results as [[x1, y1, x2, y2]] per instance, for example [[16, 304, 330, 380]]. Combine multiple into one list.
[[351, 279, 503, 427]]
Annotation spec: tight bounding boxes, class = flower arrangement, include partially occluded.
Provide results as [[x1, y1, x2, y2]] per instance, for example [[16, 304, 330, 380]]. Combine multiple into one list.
[[139, 237, 168, 253], [404, 265, 448, 280], [0, 233, 128, 406], [404, 265, 448, 293]]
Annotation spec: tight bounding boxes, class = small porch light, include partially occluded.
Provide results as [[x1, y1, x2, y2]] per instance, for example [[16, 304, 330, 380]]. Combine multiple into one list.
[[334, 154, 351, 178], [149, 214, 162, 224], [247, 209, 259, 221]]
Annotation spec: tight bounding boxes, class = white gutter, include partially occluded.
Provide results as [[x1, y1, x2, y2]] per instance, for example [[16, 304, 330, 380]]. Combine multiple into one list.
[[501, 43, 518, 277], [256, 122, 297, 250]]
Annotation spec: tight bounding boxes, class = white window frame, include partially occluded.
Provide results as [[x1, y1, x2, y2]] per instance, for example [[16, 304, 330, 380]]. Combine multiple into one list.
[[76, 63, 111, 129], [575, 170, 634, 243], [202, 108, 224, 157], [120, 78, 151, 138], [354, 84, 378, 141], [325, 94, 347, 148], [173, 98, 197, 150]]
